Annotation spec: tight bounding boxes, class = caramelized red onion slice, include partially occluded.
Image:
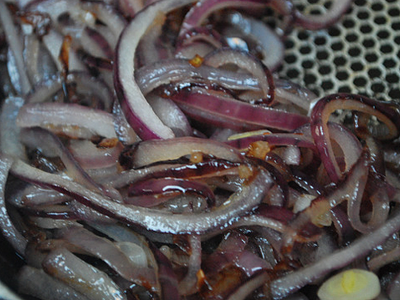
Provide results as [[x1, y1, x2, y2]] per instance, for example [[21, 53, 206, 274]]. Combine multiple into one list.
[[227, 272, 270, 300], [271, 207, 400, 298], [175, 27, 226, 56], [59, 226, 158, 289], [42, 248, 127, 300], [68, 139, 123, 170], [128, 177, 216, 206], [147, 94, 193, 137], [310, 93, 400, 183], [114, 0, 197, 140], [203, 48, 275, 104], [0, 97, 26, 160], [26, 72, 114, 111], [18, 266, 90, 300], [179, 0, 275, 36], [222, 12, 285, 72], [0, 1, 32, 94], [149, 242, 180, 300], [0, 155, 27, 255], [127, 136, 243, 168], [387, 270, 400, 299], [41, 29, 86, 73], [11, 158, 272, 235], [368, 243, 400, 272], [225, 132, 315, 153], [20, 127, 107, 194], [171, 88, 309, 132], [282, 150, 370, 252], [16, 102, 117, 139], [135, 58, 259, 95], [112, 100, 139, 146], [177, 235, 202, 295]]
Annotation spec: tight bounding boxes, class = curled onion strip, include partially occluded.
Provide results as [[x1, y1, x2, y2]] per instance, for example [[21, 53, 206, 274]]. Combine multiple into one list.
[[310, 93, 400, 183], [114, 0, 197, 140]]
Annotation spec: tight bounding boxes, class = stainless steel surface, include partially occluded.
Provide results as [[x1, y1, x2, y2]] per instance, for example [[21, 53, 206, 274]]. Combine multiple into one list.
[[279, 0, 400, 101]]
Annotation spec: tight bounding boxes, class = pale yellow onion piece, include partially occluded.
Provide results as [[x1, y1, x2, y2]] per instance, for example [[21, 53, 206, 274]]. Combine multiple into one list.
[[317, 269, 380, 300]]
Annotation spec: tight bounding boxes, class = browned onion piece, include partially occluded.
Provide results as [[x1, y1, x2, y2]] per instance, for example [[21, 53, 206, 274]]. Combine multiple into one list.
[[0, 155, 27, 255], [126, 136, 243, 168], [114, 0, 197, 140], [310, 93, 400, 183], [11, 158, 273, 235]]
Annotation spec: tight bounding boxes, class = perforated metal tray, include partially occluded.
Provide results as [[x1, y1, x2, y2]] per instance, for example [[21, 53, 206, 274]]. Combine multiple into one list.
[[279, 0, 400, 102]]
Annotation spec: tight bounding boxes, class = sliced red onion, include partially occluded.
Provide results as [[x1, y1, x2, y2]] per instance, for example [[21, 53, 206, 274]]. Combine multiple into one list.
[[329, 206, 356, 246], [26, 72, 114, 111], [81, 27, 114, 59], [235, 250, 272, 277], [128, 136, 243, 168], [294, 0, 353, 30], [149, 242, 180, 300], [310, 93, 400, 183], [128, 177, 216, 206], [177, 235, 202, 295], [226, 272, 270, 300], [271, 207, 400, 298], [328, 122, 363, 173], [68, 139, 123, 170], [203, 231, 248, 275], [136, 19, 170, 67], [9, 185, 69, 208], [59, 226, 158, 289], [11, 158, 272, 234], [348, 175, 390, 234], [112, 100, 139, 146], [147, 94, 193, 137], [274, 78, 318, 111], [24, 34, 58, 85], [135, 58, 259, 95], [0, 97, 26, 160], [0, 155, 27, 255], [175, 27, 226, 58], [80, 1, 126, 45], [29, 216, 79, 229], [222, 12, 285, 72], [18, 266, 90, 300], [203, 48, 275, 104], [114, 0, 197, 140], [41, 29, 86, 72], [179, 0, 270, 36], [16, 102, 117, 139], [282, 150, 370, 251], [171, 88, 309, 132], [67, 200, 116, 224], [0, 1, 32, 94], [226, 132, 315, 153], [387, 270, 400, 300], [117, 0, 144, 18], [368, 244, 400, 272], [20, 127, 106, 193], [86, 222, 159, 271], [42, 247, 127, 300]]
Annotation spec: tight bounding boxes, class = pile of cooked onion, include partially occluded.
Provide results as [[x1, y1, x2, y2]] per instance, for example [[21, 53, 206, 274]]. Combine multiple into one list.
[[1, 0, 400, 299]]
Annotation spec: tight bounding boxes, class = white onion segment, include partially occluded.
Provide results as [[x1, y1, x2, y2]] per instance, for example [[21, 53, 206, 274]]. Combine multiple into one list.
[[114, 0, 197, 140]]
